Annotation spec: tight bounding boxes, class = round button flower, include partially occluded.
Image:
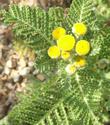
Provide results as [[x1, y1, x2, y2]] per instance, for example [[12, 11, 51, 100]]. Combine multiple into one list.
[[75, 40, 90, 56], [57, 35, 76, 51], [74, 56, 86, 67], [52, 27, 66, 40], [48, 46, 60, 59], [61, 51, 70, 60], [72, 23, 87, 35], [65, 64, 76, 75]]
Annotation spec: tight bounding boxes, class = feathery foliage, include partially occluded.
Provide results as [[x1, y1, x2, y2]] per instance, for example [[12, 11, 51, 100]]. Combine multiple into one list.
[[94, 0, 110, 21], [2, 0, 110, 125], [2, 5, 65, 73], [66, 0, 97, 31]]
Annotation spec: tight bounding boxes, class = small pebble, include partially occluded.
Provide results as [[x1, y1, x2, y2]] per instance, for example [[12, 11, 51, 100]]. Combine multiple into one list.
[[4, 67, 11, 75], [16, 83, 23, 92], [28, 61, 34, 67], [0, 58, 5, 66], [36, 74, 45, 82], [0, 25, 7, 34], [1, 75, 8, 81], [19, 67, 31, 77], [11, 54, 19, 59], [6, 58, 17, 69], [10, 70, 20, 83], [33, 69, 39, 75], [21, 82, 26, 88], [5, 83, 14, 90], [18, 59, 27, 68], [6, 60, 12, 68]]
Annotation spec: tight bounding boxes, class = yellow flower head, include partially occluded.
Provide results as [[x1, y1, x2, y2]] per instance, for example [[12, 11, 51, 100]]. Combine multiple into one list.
[[65, 64, 76, 75], [61, 51, 70, 60], [72, 23, 87, 35], [74, 56, 86, 67], [57, 35, 76, 51], [52, 27, 66, 40], [48, 45, 60, 59], [75, 40, 90, 56]]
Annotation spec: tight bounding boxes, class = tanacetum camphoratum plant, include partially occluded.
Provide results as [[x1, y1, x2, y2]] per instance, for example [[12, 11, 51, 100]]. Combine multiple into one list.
[[1, 0, 110, 125], [48, 23, 90, 75]]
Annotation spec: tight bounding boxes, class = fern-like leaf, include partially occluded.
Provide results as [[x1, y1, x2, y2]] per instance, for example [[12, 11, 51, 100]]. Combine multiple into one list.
[[8, 77, 73, 125], [66, 0, 96, 30], [3, 5, 50, 45]]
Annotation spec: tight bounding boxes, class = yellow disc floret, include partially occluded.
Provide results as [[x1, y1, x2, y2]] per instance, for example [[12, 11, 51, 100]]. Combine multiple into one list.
[[52, 27, 66, 40], [74, 56, 86, 67], [57, 35, 76, 51], [65, 64, 76, 75], [75, 40, 90, 56], [72, 23, 87, 35], [61, 51, 70, 60], [48, 45, 60, 59]]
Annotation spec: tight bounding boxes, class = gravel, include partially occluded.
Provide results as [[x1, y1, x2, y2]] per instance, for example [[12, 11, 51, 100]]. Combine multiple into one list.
[[0, 23, 45, 119]]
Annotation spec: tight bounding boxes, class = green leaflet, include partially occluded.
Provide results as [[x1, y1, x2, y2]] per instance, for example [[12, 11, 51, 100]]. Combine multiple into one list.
[[3, 5, 49, 43], [99, 29, 110, 59], [0, 117, 9, 125], [94, 0, 110, 22], [8, 67, 109, 125], [35, 7, 65, 74], [3, 5, 64, 46], [66, 0, 97, 30], [2, 5, 65, 74], [8, 77, 73, 125]]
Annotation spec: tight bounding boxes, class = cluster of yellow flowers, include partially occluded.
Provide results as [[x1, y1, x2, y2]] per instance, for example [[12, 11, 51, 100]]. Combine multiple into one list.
[[48, 23, 91, 75]]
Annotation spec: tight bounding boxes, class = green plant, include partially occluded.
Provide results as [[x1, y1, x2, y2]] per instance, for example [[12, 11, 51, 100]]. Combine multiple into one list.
[[94, 0, 110, 22], [2, 0, 110, 125], [0, 117, 9, 125]]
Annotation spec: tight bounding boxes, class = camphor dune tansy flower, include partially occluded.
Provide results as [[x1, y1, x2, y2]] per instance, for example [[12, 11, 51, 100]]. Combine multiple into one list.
[[75, 40, 90, 56], [57, 35, 76, 51], [48, 45, 60, 59], [48, 24, 91, 74], [61, 51, 70, 60], [52, 27, 66, 40], [74, 56, 86, 67], [72, 23, 87, 35], [65, 64, 76, 75]]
